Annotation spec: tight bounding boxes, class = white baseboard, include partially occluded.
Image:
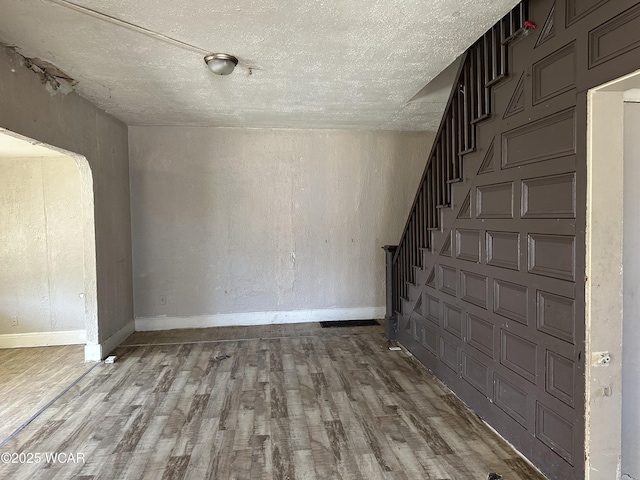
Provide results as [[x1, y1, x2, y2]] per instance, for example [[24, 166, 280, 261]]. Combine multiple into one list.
[[0, 330, 86, 349], [84, 319, 135, 362], [135, 307, 385, 332]]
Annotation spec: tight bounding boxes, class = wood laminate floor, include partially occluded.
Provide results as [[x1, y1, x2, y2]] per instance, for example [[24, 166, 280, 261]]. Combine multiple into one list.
[[0, 323, 546, 479], [0, 345, 90, 443]]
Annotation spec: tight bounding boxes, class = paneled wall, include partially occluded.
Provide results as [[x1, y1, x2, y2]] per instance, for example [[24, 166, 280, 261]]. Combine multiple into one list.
[[393, 1, 640, 479]]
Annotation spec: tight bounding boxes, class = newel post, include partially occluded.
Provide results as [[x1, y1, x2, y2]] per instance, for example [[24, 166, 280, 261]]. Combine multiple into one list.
[[382, 245, 398, 340]]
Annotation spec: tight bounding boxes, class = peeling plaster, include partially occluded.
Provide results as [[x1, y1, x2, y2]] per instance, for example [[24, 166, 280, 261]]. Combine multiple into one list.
[[1, 44, 77, 95]]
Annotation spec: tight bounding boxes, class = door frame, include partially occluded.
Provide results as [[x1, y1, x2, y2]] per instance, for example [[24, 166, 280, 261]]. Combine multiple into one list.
[[585, 69, 640, 480]]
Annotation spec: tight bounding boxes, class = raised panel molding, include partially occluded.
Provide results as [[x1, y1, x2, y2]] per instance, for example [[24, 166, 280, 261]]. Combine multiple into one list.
[[466, 313, 494, 357], [501, 329, 538, 384], [440, 337, 459, 372], [443, 302, 463, 339], [462, 352, 490, 396], [502, 108, 576, 169], [528, 234, 575, 281], [456, 229, 481, 262], [461, 270, 488, 308], [522, 172, 576, 218], [566, 0, 610, 26], [440, 232, 453, 257], [476, 182, 513, 218], [546, 350, 575, 407], [494, 373, 529, 427], [487, 231, 520, 270], [457, 192, 472, 218], [426, 267, 436, 289], [503, 73, 526, 118], [588, 3, 640, 68], [478, 139, 495, 175], [532, 42, 576, 105], [494, 279, 528, 325], [438, 264, 457, 297], [537, 290, 575, 344], [536, 402, 575, 465], [413, 295, 423, 315], [425, 294, 440, 326], [422, 323, 438, 356], [535, 2, 556, 48]]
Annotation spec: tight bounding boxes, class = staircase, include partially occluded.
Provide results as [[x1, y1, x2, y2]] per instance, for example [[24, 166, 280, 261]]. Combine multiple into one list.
[[385, 0, 531, 333]]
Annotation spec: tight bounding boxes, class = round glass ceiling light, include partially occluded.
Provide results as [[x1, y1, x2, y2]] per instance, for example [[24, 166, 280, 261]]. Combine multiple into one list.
[[204, 53, 238, 75]]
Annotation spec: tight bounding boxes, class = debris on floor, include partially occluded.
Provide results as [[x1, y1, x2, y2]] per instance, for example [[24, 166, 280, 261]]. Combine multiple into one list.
[[488, 473, 503, 480], [212, 354, 231, 362]]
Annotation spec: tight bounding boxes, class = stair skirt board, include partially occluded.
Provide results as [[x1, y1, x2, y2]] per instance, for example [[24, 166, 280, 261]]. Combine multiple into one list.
[[135, 307, 385, 331]]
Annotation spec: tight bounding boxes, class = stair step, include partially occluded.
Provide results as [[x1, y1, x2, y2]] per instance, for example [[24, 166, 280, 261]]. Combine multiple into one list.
[[471, 113, 491, 125], [413, 265, 429, 285]]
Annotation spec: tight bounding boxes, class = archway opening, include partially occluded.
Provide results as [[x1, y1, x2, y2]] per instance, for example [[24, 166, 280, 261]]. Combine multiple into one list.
[[0, 128, 98, 359]]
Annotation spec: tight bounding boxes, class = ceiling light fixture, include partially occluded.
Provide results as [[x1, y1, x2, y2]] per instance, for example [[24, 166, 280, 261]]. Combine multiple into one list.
[[204, 53, 238, 75]]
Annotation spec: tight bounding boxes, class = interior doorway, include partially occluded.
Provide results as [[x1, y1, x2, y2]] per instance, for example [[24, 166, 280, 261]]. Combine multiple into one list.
[[0, 128, 98, 359], [586, 70, 640, 480]]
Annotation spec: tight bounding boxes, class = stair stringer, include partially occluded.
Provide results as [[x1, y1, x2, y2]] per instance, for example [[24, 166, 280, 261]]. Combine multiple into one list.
[[397, 146, 488, 333]]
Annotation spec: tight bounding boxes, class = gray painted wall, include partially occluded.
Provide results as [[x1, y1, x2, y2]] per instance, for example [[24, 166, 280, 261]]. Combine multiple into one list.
[[623, 101, 640, 480], [0, 46, 133, 343], [129, 127, 434, 323], [0, 156, 84, 334]]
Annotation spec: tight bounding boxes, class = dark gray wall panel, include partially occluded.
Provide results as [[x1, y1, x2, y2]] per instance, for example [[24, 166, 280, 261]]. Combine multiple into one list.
[[456, 229, 481, 262], [536, 402, 575, 465], [425, 294, 440, 326], [438, 264, 457, 297], [461, 270, 488, 308], [487, 231, 520, 270], [443, 302, 463, 339], [393, 2, 640, 478], [566, 0, 610, 25], [588, 3, 640, 67], [502, 109, 576, 168], [501, 329, 538, 384], [494, 279, 529, 325], [440, 336, 459, 372], [466, 313, 495, 357], [476, 182, 514, 218], [522, 172, 576, 218], [546, 350, 575, 407], [495, 373, 529, 427], [462, 351, 490, 396], [533, 42, 576, 105], [528, 234, 575, 281], [537, 290, 575, 344], [422, 323, 438, 356]]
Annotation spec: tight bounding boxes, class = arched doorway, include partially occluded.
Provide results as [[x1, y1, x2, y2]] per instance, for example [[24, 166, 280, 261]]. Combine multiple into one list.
[[0, 128, 98, 358]]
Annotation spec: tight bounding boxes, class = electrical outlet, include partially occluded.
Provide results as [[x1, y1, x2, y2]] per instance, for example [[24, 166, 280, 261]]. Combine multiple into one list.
[[11, 315, 18, 327], [159, 295, 167, 306]]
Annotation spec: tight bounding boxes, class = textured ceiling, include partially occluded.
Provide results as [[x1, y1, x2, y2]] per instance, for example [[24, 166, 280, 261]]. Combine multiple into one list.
[[0, 0, 519, 130]]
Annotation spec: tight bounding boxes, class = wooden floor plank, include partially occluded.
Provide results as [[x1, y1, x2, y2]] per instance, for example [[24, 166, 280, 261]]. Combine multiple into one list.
[[0, 323, 547, 479]]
